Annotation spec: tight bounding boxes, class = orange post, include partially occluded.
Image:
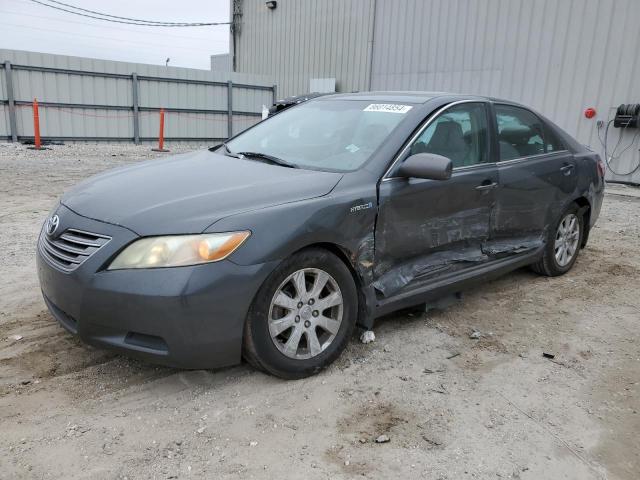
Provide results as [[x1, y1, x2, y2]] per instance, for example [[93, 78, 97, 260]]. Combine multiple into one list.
[[158, 108, 165, 150], [152, 108, 169, 152], [33, 98, 41, 150]]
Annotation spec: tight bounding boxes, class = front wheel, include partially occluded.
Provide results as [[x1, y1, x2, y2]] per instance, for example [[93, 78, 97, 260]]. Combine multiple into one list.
[[242, 248, 357, 379], [532, 203, 584, 276]]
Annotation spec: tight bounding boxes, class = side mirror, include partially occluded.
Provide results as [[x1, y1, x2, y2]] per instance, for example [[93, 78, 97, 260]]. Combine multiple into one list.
[[396, 153, 452, 180]]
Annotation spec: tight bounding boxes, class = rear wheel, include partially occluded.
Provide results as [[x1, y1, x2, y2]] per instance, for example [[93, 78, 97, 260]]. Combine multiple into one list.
[[243, 248, 357, 379], [532, 203, 584, 276]]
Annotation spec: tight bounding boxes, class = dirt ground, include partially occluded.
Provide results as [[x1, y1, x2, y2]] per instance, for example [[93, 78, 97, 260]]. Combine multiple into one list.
[[0, 143, 638, 480]]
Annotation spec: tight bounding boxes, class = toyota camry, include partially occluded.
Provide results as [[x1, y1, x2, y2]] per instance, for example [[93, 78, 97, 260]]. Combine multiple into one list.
[[37, 92, 605, 379]]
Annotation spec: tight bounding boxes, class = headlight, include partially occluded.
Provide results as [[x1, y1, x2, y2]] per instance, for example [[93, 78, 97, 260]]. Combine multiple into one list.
[[107, 231, 251, 270]]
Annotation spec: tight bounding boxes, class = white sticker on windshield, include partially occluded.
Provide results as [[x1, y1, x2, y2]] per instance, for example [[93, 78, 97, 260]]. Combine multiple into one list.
[[364, 104, 413, 114], [345, 144, 360, 153]]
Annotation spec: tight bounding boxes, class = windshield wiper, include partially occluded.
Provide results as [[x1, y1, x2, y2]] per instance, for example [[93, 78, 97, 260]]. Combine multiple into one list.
[[236, 151, 299, 169], [214, 142, 240, 158]]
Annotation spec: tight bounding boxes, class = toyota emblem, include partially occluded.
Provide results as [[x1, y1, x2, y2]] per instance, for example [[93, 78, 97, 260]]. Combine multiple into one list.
[[46, 215, 60, 236]]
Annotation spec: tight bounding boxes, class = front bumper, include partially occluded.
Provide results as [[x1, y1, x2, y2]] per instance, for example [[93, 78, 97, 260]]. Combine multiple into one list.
[[37, 205, 278, 369]]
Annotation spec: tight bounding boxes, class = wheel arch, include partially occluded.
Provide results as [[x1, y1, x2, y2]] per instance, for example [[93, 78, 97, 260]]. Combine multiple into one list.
[[572, 196, 591, 248], [291, 242, 374, 330], [241, 241, 364, 378]]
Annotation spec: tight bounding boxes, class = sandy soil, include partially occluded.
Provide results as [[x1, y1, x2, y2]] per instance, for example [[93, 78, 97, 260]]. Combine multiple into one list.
[[0, 143, 638, 480]]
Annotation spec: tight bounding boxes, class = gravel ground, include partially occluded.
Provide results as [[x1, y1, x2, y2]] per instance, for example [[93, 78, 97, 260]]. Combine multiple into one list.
[[0, 143, 638, 480]]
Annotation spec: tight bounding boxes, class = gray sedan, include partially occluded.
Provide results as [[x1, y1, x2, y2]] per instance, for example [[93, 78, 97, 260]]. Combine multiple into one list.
[[37, 92, 605, 378]]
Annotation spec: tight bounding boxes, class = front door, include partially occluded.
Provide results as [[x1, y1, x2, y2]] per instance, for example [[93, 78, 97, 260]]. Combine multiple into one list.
[[373, 102, 498, 297], [490, 104, 578, 253]]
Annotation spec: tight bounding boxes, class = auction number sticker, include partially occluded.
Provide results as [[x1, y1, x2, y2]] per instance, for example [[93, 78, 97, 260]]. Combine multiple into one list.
[[364, 104, 413, 114]]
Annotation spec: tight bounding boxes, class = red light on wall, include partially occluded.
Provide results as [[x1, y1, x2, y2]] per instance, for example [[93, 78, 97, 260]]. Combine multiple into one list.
[[584, 107, 597, 119]]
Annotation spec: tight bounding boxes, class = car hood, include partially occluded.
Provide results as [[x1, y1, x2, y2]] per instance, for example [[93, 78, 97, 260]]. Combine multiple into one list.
[[61, 150, 343, 235]]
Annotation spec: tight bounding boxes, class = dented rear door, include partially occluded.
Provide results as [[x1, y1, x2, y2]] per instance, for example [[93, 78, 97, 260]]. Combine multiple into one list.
[[490, 104, 577, 250]]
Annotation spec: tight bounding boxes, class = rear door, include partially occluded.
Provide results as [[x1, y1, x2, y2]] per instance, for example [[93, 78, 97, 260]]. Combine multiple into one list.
[[490, 104, 577, 252], [373, 101, 498, 297]]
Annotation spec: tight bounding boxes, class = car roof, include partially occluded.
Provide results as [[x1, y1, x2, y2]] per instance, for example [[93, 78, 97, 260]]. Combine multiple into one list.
[[321, 91, 490, 104], [318, 91, 526, 106]]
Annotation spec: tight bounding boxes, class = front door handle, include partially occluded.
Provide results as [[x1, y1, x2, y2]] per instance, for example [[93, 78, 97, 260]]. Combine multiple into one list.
[[475, 181, 498, 191]]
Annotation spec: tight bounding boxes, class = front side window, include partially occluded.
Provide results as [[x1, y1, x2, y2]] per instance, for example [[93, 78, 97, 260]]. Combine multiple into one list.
[[225, 100, 413, 172], [495, 105, 547, 161], [409, 102, 489, 168]]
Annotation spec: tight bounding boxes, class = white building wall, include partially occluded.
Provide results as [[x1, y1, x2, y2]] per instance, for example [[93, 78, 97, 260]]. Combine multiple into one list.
[[370, 0, 640, 184], [234, 0, 640, 183], [234, 0, 375, 98]]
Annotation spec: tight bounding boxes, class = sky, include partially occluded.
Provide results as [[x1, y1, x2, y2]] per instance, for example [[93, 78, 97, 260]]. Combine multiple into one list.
[[0, 0, 230, 70]]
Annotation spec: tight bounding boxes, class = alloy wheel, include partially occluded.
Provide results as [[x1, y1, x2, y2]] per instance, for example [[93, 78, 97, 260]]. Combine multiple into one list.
[[554, 213, 580, 267], [268, 268, 343, 360]]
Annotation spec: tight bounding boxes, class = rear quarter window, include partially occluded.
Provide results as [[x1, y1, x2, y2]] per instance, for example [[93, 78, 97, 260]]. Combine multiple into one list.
[[542, 123, 566, 153]]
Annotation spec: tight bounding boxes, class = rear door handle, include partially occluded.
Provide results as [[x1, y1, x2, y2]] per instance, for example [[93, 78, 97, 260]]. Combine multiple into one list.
[[560, 164, 575, 175], [475, 182, 498, 191]]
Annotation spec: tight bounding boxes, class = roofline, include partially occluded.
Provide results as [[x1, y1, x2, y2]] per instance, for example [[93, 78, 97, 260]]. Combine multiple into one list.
[[313, 91, 528, 105]]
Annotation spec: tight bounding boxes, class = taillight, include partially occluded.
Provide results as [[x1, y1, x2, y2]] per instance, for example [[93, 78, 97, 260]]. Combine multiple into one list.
[[596, 156, 606, 178]]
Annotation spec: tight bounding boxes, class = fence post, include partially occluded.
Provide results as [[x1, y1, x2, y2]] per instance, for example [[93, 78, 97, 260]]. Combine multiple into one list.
[[32, 98, 41, 150], [151, 108, 169, 152], [4, 61, 18, 142], [227, 80, 233, 139], [131, 72, 140, 145], [272, 84, 277, 106]]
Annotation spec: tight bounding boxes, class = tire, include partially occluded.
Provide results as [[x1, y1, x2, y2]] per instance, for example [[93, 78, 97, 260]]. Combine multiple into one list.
[[531, 203, 584, 276], [242, 248, 357, 379]]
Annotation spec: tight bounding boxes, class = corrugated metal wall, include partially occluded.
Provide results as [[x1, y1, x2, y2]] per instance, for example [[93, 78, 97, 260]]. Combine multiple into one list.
[[370, 0, 640, 184], [211, 54, 231, 72], [0, 61, 9, 139], [0, 49, 275, 143], [234, 0, 640, 184], [234, 0, 374, 98]]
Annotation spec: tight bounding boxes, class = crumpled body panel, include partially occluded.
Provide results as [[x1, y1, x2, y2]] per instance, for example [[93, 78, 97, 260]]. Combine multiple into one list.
[[372, 233, 545, 297]]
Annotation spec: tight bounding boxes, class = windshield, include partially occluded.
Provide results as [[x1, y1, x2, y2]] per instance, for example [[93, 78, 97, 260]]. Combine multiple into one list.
[[225, 100, 414, 172]]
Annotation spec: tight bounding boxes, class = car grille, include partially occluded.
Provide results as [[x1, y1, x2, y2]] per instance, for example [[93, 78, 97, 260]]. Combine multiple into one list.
[[39, 228, 111, 272]]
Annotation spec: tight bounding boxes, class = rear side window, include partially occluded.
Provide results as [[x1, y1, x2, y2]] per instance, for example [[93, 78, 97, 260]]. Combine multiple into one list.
[[495, 105, 545, 161], [543, 123, 566, 153]]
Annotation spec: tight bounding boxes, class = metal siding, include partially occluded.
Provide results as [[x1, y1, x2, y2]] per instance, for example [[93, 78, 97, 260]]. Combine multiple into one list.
[[234, 0, 640, 182], [367, 0, 640, 183], [0, 49, 274, 142], [0, 106, 8, 139], [211, 54, 231, 71], [0, 67, 7, 138], [234, 0, 374, 98]]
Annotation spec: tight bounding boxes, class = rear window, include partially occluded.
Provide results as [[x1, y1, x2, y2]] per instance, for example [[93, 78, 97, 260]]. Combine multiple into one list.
[[495, 105, 545, 161], [495, 105, 566, 161], [543, 123, 566, 153]]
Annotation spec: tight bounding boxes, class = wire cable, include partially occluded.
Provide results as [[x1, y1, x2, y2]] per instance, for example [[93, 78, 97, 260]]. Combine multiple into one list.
[[41, 0, 225, 25], [601, 116, 640, 177], [3, 2, 228, 43], [2, 22, 218, 53], [28, 0, 230, 27]]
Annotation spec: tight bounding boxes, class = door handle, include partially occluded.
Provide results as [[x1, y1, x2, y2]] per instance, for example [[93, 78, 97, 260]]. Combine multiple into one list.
[[560, 164, 575, 175], [475, 181, 498, 191]]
